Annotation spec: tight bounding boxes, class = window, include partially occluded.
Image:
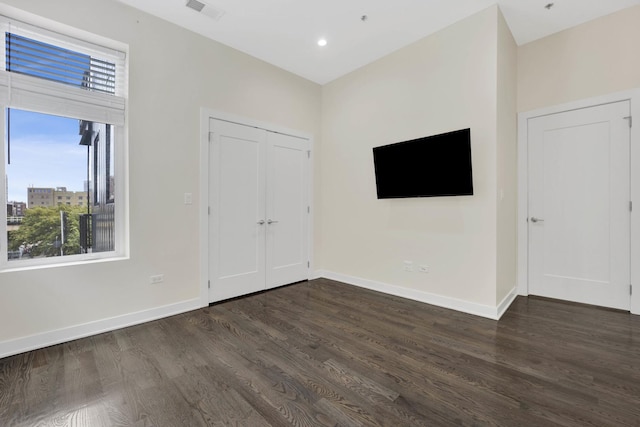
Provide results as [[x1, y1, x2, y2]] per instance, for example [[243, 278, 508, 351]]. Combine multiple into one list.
[[1, 15, 127, 267], [6, 33, 116, 95]]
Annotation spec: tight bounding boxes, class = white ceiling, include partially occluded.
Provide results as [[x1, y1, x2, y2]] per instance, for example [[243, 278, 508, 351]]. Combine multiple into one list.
[[115, 0, 640, 85]]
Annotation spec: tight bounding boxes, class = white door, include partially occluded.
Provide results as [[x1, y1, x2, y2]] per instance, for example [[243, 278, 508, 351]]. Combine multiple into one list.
[[209, 119, 266, 301], [265, 131, 309, 289], [528, 101, 631, 310], [209, 119, 309, 302]]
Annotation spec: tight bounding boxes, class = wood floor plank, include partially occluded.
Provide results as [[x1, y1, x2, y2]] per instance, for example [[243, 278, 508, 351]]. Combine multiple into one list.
[[1, 278, 639, 426]]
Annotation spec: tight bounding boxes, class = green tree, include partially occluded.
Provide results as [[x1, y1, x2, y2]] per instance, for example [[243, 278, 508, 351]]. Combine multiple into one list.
[[9, 205, 86, 257]]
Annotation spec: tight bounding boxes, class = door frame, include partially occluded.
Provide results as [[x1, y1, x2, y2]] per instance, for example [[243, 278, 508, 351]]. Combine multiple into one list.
[[517, 89, 640, 315], [198, 108, 315, 306]]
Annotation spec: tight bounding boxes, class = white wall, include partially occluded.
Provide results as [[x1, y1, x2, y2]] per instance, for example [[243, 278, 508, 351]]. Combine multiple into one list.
[[0, 0, 321, 353], [518, 5, 640, 112], [319, 6, 506, 310]]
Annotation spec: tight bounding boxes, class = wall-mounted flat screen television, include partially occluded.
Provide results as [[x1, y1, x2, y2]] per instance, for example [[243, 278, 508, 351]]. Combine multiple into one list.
[[373, 128, 473, 199]]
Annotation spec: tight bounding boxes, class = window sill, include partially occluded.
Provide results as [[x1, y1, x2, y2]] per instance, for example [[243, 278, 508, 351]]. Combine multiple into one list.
[[0, 254, 129, 274]]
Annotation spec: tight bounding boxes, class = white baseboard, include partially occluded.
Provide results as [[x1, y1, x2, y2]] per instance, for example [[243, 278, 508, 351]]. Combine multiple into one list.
[[0, 298, 202, 359], [1, 277, 520, 359], [309, 270, 324, 280], [497, 287, 518, 319], [314, 270, 517, 320]]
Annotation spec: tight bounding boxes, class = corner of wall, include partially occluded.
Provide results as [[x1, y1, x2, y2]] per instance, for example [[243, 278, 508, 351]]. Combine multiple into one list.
[[495, 6, 518, 305]]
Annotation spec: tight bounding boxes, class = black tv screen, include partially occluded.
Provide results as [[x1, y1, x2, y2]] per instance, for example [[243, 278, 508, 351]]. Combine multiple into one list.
[[373, 128, 473, 199]]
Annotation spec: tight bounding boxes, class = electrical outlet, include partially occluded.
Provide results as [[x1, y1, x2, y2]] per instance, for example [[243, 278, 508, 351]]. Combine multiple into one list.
[[150, 274, 164, 284], [403, 261, 413, 272], [418, 265, 429, 273]]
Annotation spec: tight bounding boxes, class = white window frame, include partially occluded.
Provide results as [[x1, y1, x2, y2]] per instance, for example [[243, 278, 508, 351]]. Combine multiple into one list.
[[0, 13, 129, 271]]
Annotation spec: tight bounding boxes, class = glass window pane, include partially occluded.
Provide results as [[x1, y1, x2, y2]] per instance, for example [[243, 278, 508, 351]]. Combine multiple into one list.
[[5, 108, 115, 261]]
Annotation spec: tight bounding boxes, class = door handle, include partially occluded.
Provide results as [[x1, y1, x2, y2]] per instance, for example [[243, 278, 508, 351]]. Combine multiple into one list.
[[267, 219, 279, 225], [530, 217, 544, 223], [257, 220, 265, 225]]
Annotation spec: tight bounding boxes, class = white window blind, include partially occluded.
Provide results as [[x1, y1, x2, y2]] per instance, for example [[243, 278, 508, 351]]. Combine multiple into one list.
[[6, 32, 116, 95], [0, 15, 126, 126]]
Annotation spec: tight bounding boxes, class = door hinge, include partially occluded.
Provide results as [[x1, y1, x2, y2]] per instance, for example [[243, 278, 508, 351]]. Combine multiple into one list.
[[307, 206, 310, 214], [208, 280, 211, 289], [624, 116, 632, 127], [630, 201, 633, 212], [631, 284, 633, 296], [208, 206, 211, 215], [208, 132, 213, 143], [307, 261, 310, 268], [307, 150, 311, 159]]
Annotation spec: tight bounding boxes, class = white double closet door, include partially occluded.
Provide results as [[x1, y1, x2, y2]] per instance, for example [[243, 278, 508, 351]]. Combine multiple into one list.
[[208, 119, 310, 302]]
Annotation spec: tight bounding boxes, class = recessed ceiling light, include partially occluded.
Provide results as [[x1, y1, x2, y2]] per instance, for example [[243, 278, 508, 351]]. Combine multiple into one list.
[[317, 38, 327, 47]]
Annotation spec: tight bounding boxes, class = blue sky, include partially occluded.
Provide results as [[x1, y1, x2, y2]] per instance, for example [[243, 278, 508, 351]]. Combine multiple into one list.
[[6, 109, 87, 203]]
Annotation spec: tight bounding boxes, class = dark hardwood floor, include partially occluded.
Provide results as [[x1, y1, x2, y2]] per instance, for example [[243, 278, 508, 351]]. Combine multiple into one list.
[[1, 278, 639, 426]]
